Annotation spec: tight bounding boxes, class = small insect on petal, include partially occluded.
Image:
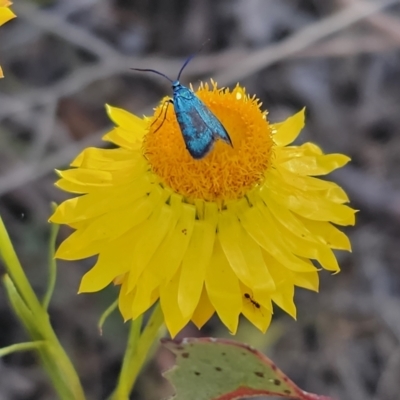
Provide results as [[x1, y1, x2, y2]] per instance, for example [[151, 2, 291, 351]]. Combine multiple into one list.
[[244, 293, 261, 309]]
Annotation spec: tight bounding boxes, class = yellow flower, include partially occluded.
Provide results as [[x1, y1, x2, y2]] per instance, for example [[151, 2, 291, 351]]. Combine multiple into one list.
[[50, 82, 355, 337], [0, 0, 15, 78]]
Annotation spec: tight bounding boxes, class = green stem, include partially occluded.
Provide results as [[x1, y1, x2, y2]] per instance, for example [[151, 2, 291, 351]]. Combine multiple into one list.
[[113, 315, 143, 400], [0, 217, 86, 400], [5, 273, 86, 399], [98, 299, 118, 334], [44, 323, 87, 400], [112, 303, 165, 400], [0, 341, 46, 357], [0, 217, 43, 317], [43, 214, 59, 309]]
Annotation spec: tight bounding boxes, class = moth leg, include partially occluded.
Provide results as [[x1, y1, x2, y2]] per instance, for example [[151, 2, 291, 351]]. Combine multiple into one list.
[[152, 99, 173, 134]]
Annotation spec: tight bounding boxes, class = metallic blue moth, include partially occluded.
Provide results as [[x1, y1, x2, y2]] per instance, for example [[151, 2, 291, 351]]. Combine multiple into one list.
[[131, 55, 233, 159]]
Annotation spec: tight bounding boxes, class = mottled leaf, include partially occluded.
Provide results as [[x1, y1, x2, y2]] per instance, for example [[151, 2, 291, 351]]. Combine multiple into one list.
[[162, 337, 333, 400]]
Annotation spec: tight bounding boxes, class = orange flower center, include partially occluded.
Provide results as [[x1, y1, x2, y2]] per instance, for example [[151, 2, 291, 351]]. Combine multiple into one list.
[[143, 82, 274, 202]]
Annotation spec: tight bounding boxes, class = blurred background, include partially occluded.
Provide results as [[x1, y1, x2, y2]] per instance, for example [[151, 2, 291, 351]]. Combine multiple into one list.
[[1, 0, 400, 399]]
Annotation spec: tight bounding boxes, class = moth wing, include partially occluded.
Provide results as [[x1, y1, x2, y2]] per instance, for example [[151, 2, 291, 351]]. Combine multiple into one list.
[[174, 93, 232, 159], [177, 108, 215, 159], [195, 99, 232, 146]]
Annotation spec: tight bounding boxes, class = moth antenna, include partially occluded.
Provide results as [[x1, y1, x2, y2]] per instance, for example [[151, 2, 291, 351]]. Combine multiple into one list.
[[176, 39, 210, 81], [130, 68, 173, 83]]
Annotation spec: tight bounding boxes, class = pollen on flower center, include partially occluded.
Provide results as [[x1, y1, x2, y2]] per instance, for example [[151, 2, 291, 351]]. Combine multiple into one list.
[[142, 82, 274, 202]]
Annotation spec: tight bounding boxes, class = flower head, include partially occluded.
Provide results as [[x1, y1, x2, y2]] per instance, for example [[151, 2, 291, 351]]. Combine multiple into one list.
[[50, 82, 355, 337], [0, 1, 16, 78]]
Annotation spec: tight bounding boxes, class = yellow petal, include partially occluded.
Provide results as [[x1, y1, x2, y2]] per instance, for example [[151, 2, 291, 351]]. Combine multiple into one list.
[[278, 142, 324, 160], [258, 185, 317, 242], [55, 178, 92, 194], [266, 209, 339, 272], [290, 192, 355, 225], [276, 147, 310, 162], [104, 105, 147, 149], [239, 280, 273, 309], [56, 169, 116, 187], [103, 127, 142, 150], [178, 202, 217, 318], [118, 279, 135, 321], [0, 7, 15, 26], [300, 142, 324, 156], [57, 160, 146, 189], [62, 156, 146, 186], [268, 171, 355, 226], [106, 104, 147, 133], [130, 285, 159, 320], [205, 240, 242, 334], [280, 154, 350, 176], [297, 217, 352, 251], [217, 211, 249, 282], [235, 198, 316, 273], [78, 230, 138, 292], [144, 201, 195, 293], [55, 230, 104, 260], [292, 270, 319, 292], [160, 270, 191, 338], [218, 209, 275, 292], [238, 228, 276, 292], [127, 201, 174, 292], [321, 186, 350, 204], [258, 253, 297, 319], [70, 147, 137, 170], [242, 295, 272, 333], [54, 178, 110, 194], [50, 175, 153, 224], [55, 187, 163, 260], [277, 166, 350, 203], [272, 108, 305, 147], [191, 287, 215, 329], [271, 282, 297, 319]]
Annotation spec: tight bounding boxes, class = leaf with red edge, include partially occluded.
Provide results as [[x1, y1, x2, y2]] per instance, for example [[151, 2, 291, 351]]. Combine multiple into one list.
[[162, 337, 334, 400]]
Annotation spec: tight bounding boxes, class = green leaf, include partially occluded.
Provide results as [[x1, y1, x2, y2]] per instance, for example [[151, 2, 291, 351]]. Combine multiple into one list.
[[162, 337, 333, 400]]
